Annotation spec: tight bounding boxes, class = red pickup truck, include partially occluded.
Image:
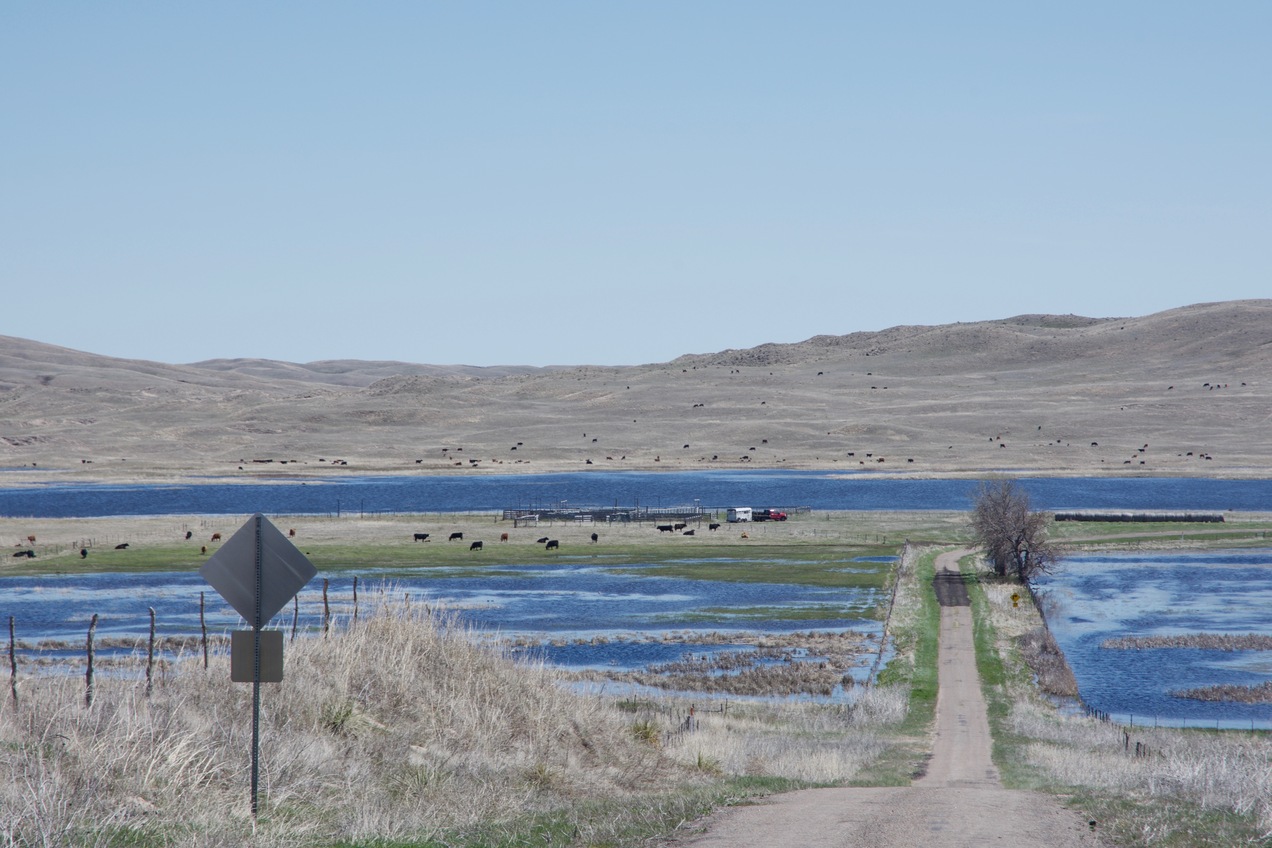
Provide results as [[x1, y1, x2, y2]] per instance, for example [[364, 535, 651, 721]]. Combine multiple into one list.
[[752, 509, 788, 522]]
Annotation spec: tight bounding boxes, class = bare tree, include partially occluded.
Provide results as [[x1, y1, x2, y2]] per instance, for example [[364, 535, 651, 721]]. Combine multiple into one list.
[[970, 479, 1063, 581]]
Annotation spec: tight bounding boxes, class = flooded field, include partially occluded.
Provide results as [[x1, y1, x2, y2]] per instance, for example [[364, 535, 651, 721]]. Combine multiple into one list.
[[1036, 548, 1272, 729], [0, 554, 892, 701]]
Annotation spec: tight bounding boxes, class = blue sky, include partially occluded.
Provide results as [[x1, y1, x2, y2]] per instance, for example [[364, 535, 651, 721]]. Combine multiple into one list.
[[3, 3, 1268, 366]]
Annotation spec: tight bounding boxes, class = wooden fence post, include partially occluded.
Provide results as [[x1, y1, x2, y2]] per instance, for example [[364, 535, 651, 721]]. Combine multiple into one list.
[[85, 614, 98, 708], [322, 578, 330, 636], [352, 576, 359, 625], [291, 594, 299, 643], [200, 592, 208, 669], [146, 607, 156, 697], [8, 615, 16, 707]]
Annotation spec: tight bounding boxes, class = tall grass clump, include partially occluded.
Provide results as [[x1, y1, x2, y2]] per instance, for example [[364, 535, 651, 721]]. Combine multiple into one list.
[[0, 595, 682, 847], [625, 685, 909, 787]]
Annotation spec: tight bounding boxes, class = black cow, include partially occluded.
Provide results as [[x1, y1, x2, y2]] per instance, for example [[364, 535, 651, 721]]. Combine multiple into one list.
[[413, 533, 430, 542], [683, 529, 695, 536], [590, 532, 598, 543], [674, 523, 687, 531], [12, 550, 33, 558], [80, 548, 88, 559], [657, 525, 674, 533], [449, 532, 464, 541], [536, 536, 550, 543], [709, 523, 721, 531], [545, 539, 559, 550], [469, 541, 483, 551], [115, 543, 129, 550], [185, 530, 193, 540]]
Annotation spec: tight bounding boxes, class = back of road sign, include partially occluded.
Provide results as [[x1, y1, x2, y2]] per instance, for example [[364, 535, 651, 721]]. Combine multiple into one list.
[[200, 513, 316, 626]]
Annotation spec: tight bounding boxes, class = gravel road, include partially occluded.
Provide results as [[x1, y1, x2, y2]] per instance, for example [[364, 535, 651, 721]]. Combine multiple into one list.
[[669, 549, 1110, 848]]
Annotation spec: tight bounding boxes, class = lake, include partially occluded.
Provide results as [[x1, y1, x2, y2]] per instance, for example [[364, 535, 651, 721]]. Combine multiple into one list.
[[1, 470, 1270, 517]]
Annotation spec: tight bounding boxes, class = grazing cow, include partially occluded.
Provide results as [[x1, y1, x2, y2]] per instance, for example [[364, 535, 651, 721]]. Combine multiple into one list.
[[211, 533, 222, 542], [289, 528, 296, 537], [413, 533, 430, 542], [656, 525, 674, 533], [80, 548, 87, 559], [201, 546, 207, 555], [449, 532, 464, 541], [683, 529, 695, 536], [500, 533, 510, 542], [185, 531, 193, 540], [115, 543, 129, 550], [590, 532, 598, 543], [709, 523, 720, 530], [537, 536, 550, 543], [469, 541, 483, 551], [674, 523, 687, 531], [26, 535, 35, 544], [545, 539, 559, 550]]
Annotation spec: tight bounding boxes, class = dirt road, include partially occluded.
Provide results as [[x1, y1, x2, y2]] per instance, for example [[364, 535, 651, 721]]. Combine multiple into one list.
[[672, 549, 1108, 848]]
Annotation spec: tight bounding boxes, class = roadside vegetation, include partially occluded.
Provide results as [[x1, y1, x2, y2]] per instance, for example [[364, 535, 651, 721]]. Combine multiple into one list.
[[960, 553, 1272, 847]]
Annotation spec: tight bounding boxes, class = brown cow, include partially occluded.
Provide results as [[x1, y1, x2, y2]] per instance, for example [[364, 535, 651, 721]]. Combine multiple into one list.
[[211, 532, 222, 542], [500, 532, 509, 542]]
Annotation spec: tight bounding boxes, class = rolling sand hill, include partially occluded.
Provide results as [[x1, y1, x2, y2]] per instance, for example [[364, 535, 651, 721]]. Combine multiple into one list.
[[1, 300, 1269, 485]]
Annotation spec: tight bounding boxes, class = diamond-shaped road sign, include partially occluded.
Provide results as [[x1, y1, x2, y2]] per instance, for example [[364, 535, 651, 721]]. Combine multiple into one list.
[[200, 514, 317, 626]]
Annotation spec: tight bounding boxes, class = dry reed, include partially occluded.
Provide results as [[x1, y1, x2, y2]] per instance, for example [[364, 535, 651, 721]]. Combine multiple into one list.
[[0, 596, 680, 846]]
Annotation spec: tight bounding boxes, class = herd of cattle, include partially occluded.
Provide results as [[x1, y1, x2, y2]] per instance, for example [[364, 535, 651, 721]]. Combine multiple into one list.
[[10, 518, 737, 561], [407, 520, 731, 551]]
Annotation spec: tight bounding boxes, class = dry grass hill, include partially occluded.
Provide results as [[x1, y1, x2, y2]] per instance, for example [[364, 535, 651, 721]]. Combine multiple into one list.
[[1, 300, 1269, 484]]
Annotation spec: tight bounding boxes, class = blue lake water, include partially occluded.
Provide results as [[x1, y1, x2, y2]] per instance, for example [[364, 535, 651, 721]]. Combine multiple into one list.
[[1035, 549, 1272, 729], [1, 470, 1270, 517]]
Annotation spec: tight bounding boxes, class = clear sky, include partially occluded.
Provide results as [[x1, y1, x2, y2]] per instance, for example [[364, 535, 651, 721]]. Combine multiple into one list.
[[3, 3, 1269, 367]]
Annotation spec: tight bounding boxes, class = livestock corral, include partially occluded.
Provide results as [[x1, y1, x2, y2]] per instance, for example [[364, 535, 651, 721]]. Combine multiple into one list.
[[500, 503, 810, 526]]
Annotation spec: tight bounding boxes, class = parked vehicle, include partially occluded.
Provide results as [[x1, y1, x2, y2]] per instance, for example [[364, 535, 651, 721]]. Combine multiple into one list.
[[752, 509, 788, 522], [726, 507, 752, 523]]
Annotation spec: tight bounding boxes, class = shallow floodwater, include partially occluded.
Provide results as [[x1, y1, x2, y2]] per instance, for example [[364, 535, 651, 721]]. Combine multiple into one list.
[[1036, 549, 1272, 729], [0, 556, 888, 698]]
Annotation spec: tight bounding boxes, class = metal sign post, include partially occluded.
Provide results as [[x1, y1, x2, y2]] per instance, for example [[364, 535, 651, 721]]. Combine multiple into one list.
[[201, 513, 316, 819], [252, 514, 263, 818]]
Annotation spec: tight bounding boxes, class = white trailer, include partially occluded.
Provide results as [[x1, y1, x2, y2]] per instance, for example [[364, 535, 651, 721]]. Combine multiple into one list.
[[727, 507, 752, 523]]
